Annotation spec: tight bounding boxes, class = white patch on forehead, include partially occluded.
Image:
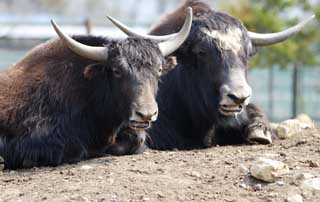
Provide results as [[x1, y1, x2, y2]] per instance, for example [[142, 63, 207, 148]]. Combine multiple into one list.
[[201, 27, 243, 54]]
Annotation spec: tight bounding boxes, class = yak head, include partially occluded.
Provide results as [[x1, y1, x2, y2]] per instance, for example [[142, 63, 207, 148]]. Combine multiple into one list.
[[51, 8, 193, 130], [189, 11, 313, 118], [150, 1, 314, 119]]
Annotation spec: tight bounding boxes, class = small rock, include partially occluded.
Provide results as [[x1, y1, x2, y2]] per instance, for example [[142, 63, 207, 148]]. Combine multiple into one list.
[[272, 119, 313, 139], [294, 173, 314, 181], [142, 197, 150, 201], [157, 193, 165, 198], [306, 160, 319, 168], [267, 192, 279, 198], [296, 113, 314, 126], [190, 171, 202, 178], [239, 183, 247, 189], [301, 178, 320, 195], [80, 165, 93, 170], [276, 181, 285, 186], [253, 183, 262, 191], [286, 194, 303, 202], [239, 164, 249, 173], [250, 157, 289, 182]]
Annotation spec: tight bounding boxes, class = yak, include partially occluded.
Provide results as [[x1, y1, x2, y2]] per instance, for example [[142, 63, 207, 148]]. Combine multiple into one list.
[[0, 9, 193, 169], [111, 0, 315, 151]]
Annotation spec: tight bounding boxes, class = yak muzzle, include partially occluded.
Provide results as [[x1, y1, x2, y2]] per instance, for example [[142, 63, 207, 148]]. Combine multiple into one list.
[[129, 103, 158, 130], [219, 83, 252, 116]]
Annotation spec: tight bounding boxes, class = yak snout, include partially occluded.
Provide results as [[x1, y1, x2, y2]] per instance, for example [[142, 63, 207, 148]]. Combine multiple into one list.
[[219, 79, 252, 116], [129, 83, 158, 130], [134, 102, 158, 122], [129, 102, 158, 130]]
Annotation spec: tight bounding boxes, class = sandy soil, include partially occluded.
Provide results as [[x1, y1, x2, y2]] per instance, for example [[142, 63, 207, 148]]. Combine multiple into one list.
[[0, 128, 319, 202]]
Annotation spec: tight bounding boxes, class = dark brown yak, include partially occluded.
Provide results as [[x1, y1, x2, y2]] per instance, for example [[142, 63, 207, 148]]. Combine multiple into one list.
[[111, 0, 314, 151], [0, 9, 193, 169]]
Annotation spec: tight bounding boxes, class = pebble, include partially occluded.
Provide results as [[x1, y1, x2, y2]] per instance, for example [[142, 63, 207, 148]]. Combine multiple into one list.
[[286, 194, 303, 202], [239, 164, 249, 173], [276, 181, 285, 186], [301, 178, 320, 195], [294, 173, 314, 181], [306, 160, 319, 168], [239, 183, 247, 189], [253, 183, 262, 191], [250, 158, 289, 182], [296, 113, 314, 126], [80, 165, 93, 170], [272, 119, 314, 139], [190, 171, 202, 178]]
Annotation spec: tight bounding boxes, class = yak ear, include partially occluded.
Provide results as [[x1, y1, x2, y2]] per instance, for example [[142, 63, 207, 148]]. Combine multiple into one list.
[[83, 63, 103, 80], [162, 56, 178, 75]]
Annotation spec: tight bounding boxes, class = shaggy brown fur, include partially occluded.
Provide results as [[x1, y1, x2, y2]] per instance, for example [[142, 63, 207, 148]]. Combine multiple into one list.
[[0, 35, 167, 169]]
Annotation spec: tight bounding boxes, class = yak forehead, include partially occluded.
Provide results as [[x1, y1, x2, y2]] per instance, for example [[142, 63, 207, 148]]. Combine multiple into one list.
[[201, 27, 243, 54], [118, 38, 163, 74]]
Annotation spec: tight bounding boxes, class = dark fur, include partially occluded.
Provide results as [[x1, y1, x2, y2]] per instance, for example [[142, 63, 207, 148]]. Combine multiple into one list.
[[144, 0, 273, 150], [0, 36, 164, 169]]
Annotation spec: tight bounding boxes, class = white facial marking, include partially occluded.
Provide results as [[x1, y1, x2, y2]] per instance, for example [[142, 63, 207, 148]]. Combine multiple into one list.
[[201, 27, 243, 54]]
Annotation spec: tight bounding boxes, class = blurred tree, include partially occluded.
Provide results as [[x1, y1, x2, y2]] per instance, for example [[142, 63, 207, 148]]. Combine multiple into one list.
[[226, 0, 320, 68], [225, 0, 320, 118]]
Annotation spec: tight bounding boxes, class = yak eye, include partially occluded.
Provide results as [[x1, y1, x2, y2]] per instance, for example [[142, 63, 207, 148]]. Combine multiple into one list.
[[158, 67, 163, 75], [112, 68, 121, 78]]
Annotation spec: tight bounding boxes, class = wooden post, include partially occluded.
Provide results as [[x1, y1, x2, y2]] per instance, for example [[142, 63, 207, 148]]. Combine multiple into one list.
[[292, 62, 299, 118], [84, 17, 92, 35], [268, 66, 274, 120]]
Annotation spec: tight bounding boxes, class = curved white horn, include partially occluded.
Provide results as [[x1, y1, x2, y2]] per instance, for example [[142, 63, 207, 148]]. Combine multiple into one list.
[[158, 7, 193, 56], [249, 15, 315, 46], [51, 19, 109, 61], [106, 8, 195, 42], [106, 16, 178, 41]]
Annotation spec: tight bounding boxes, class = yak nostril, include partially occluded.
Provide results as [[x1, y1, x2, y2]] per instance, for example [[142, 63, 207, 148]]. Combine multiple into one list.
[[135, 110, 157, 121], [135, 111, 146, 119], [227, 93, 249, 104]]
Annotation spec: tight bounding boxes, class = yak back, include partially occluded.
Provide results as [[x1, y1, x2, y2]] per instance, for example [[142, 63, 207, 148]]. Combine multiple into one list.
[[0, 36, 118, 138]]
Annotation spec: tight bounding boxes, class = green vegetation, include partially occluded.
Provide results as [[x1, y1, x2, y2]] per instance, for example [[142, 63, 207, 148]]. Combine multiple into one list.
[[225, 0, 320, 68]]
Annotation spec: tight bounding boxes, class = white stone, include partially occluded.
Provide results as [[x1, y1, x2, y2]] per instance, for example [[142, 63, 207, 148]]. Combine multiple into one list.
[[190, 171, 202, 178], [273, 119, 314, 139], [239, 164, 249, 173], [286, 194, 303, 202], [80, 165, 93, 170], [250, 157, 289, 182], [253, 183, 262, 191], [239, 183, 247, 189], [301, 178, 320, 195], [296, 113, 314, 126]]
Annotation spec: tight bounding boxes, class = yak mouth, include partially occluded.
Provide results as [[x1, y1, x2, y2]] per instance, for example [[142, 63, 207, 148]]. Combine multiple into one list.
[[128, 120, 151, 130], [219, 104, 243, 116]]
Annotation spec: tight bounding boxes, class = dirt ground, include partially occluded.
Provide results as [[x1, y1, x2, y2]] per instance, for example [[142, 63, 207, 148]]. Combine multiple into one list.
[[0, 128, 319, 202]]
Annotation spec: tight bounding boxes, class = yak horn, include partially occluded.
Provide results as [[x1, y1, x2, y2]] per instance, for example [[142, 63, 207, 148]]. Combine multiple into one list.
[[107, 16, 180, 42], [106, 7, 193, 43], [157, 7, 193, 56], [51, 20, 109, 61], [249, 15, 315, 46]]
